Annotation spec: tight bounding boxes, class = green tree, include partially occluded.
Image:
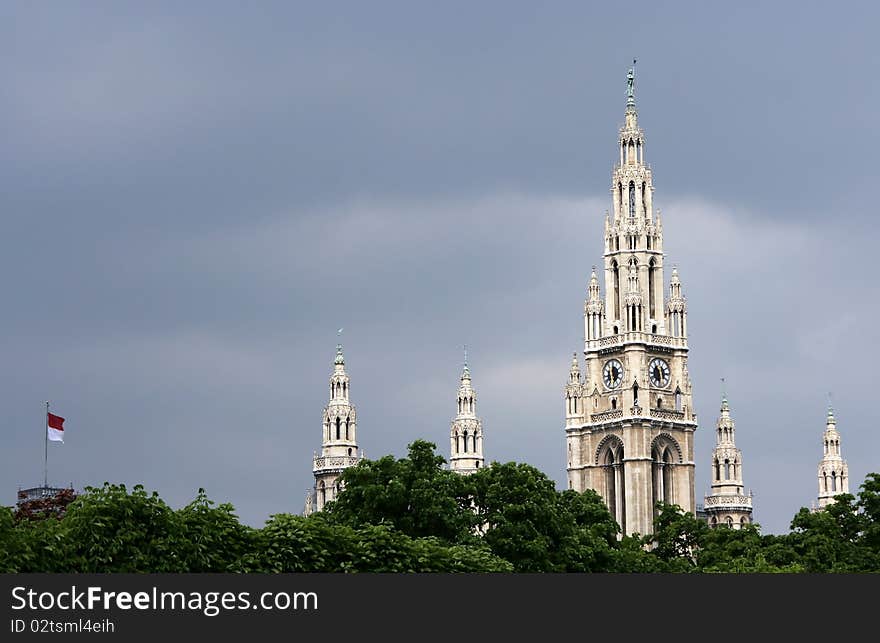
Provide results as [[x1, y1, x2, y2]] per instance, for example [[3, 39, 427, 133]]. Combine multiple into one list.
[[468, 461, 572, 571], [172, 489, 259, 572], [644, 502, 708, 572], [60, 483, 179, 572], [257, 513, 511, 572], [326, 440, 477, 544]]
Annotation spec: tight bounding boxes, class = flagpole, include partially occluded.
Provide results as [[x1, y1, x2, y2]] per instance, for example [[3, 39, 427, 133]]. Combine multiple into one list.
[[44, 401, 49, 489]]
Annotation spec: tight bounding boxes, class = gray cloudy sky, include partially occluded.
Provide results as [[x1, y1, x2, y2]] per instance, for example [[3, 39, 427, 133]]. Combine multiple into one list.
[[2, 2, 878, 534]]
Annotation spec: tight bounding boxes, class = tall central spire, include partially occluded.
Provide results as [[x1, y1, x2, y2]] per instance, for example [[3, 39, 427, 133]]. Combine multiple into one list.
[[565, 65, 697, 537]]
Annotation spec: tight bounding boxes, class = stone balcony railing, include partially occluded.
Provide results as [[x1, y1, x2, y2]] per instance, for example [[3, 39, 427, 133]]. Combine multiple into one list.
[[313, 455, 360, 471], [590, 409, 624, 422], [704, 494, 753, 508], [588, 332, 688, 351], [649, 408, 686, 421]]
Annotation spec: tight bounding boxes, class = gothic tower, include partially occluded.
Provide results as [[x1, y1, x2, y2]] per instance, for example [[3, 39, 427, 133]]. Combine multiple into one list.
[[307, 342, 362, 513], [704, 393, 753, 528], [816, 405, 849, 509], [565, 64, 697, 536], [450, 354, 484, 474]]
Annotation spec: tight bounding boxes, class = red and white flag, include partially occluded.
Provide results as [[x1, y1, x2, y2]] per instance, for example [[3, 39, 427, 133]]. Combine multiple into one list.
[[47, 412, 65, 442]]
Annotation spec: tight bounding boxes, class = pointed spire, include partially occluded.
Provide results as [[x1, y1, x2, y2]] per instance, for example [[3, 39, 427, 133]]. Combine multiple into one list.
[[588, 266, 601, 301], [720, 377, 729, 412], [461, 344, 471, 380], [570, 352, 581, 380]]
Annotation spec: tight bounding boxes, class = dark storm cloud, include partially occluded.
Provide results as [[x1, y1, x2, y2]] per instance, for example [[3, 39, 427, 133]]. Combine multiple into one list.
[[1, 2, 878, 534]]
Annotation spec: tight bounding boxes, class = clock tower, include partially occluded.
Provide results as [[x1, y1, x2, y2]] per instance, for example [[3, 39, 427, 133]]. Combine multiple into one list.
[[565, 64, 697, 536]]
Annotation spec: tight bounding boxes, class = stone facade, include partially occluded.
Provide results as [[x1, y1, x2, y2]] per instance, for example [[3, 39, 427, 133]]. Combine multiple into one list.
[[565, 66, 696, 536]]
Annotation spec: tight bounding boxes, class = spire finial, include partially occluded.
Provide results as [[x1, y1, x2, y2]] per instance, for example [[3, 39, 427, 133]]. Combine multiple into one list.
[[334, 328, 345, 365], [461, 344, 470, 379], [720, 377, 729, 411], [827, 392, 835, 420], [626, 59, 637, 107]]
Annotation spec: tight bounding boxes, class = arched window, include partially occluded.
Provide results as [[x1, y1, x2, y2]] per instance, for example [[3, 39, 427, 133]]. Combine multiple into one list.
[[628, 181, 636, 217], [724, 459, 731, 480], [726, 516, 734, 528], [455, 433, 460, 454], [652, 440, 676, 516], [651, 323, 657, 334], [611, 398, 617, 410], [345, 417, 350, 440], [343, 382, 347, 397], [648, 258, 656, 318], [601, 440, 626, 533], [463, 430, 469, 453], [318, 481, 325, 507], [710, 516, 718, 528], [633, 381, 639, 407], [674, 389, 682, 411], [612, 261, 620, 320], [740, 516, 748, 528], [335, 417, 341, 440], [348, 447, 352, 456], [831, 471, 837, 492], [714, 458, 720, 482], [656, 396, 663, 409]]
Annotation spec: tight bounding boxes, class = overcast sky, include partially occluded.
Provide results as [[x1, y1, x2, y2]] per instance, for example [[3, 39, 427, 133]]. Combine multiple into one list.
[[2, 2, 878, 535]]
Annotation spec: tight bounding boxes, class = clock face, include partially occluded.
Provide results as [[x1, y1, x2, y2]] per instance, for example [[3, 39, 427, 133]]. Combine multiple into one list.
[[649, 358, 671, 388], [603, 359, 624, 389]]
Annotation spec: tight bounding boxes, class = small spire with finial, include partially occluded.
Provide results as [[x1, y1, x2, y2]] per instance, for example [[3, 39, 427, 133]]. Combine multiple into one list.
[[827, 392, 835, 421], [461, 344, 470, 379], [720, 377, 729, 411]]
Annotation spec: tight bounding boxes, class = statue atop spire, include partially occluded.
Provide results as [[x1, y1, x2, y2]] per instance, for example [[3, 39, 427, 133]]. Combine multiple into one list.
[[626, 59, 636, 107], [334, 328, 345, 365]]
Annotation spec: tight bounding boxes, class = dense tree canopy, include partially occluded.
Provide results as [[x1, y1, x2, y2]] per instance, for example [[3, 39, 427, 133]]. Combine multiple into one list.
[[1, 443, 878, 573]]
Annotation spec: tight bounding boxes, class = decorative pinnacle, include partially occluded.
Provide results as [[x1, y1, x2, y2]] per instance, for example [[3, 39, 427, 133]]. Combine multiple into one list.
[[461, 345, 470, 379], [827, 392, 835, 421], [334, 344, 344, 366], [720, 377, 729, 411]]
